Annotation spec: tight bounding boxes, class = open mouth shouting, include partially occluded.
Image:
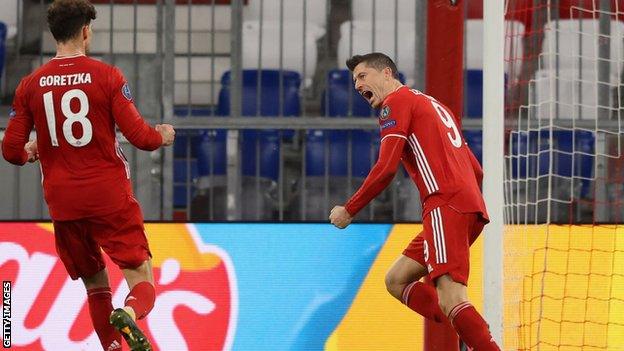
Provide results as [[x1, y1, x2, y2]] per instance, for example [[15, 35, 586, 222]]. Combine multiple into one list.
[[360, 89, 375, 105]]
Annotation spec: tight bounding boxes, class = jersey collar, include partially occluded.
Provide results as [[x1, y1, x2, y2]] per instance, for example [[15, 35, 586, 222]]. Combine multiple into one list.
[[51, 53, 86, 60], [382, 85, 406, 105]]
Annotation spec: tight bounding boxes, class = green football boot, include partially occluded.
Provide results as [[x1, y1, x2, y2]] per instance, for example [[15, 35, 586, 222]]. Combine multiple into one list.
[[109, 308, 152, 351]]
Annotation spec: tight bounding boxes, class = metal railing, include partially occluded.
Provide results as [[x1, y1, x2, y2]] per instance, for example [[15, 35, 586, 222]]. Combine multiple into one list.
[[0, 0, 472, 222]]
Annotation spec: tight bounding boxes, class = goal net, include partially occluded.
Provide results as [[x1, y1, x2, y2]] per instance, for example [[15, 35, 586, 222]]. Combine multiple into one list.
[[503, 1, 624, 349]]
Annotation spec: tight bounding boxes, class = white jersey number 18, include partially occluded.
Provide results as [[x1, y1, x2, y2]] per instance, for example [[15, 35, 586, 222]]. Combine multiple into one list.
[[43, 89, 93, 147]]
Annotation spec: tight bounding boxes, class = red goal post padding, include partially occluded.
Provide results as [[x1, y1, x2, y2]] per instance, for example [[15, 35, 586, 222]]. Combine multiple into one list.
[[425, 1, 464, 348]]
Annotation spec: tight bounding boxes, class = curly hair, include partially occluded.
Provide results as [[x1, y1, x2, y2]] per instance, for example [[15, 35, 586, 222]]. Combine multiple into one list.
[[47, 0, 96, 43]]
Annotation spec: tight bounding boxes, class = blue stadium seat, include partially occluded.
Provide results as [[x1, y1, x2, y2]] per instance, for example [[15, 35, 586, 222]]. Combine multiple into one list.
[[0, 22, 6, 82], [195, 129, 227, 178], [554, 130, 594, 197], [173, 158, 199, 208], [463, 130, 483, 164], [465, 69, 483, 118], [323, 69, 377, 117], [464, 70, 508, 118], [509, 130, 594, 184], [305, 129, 379, 177], [172, 107, 226, 178], [217, 70, 301, 117], [510, 130, 550, 179], [217, 69, 301, 181]]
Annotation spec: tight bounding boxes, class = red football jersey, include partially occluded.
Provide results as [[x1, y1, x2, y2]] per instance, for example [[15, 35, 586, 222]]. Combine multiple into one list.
[[345, 86, 488, 221], [2, 55, 162, 220]]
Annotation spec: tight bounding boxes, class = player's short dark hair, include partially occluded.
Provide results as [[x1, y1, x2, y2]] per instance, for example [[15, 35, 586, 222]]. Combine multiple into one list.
[[346, 53, 399, 79], [47, 0, 96, 43]]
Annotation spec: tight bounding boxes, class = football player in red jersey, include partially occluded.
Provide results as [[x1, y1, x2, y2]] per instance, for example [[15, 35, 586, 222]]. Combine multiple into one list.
[[329, 53, 500, 350], [2, 1, 174, 350]]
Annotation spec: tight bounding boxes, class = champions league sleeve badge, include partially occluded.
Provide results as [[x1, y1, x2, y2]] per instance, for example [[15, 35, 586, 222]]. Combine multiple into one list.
[[380, 105, 390, 120], [8, 107, 16, 118], [121, 83, 133, 101]]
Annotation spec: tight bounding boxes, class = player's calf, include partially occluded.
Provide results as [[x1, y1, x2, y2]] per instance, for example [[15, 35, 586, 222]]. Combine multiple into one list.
[[437, 276, 500, 350], [124, 281, 155, 320], [87, 287, 123, 351], [435, 275, 468, 316]]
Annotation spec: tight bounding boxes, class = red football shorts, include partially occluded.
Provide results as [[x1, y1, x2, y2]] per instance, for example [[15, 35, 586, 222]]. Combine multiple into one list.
[[403, 205, 485, 285], [52, 196, 152, 280]]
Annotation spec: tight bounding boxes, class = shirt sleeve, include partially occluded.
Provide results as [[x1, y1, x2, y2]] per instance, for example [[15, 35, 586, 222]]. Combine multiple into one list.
[[378, 93, 412, 143], [110, 67, 162, 151], [344, 136, 405, 217], [2, 81, 33, 165]]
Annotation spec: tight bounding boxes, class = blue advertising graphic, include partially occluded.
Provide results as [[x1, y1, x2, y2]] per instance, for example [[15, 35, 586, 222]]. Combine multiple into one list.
[[191, 223, 391, 350]]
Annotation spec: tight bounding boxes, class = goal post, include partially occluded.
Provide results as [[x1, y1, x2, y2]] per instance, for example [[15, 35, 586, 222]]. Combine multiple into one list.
[[482, 0, 505, 346]]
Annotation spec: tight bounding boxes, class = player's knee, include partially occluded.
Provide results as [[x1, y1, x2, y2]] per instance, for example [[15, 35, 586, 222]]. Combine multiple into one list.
[[82, 268, 109, 290], [384, 271, 403, 300]]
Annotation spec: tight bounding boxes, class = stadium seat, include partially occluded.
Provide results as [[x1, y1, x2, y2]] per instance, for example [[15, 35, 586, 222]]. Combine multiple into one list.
[[464, 70, 509, 118], [305, 130, 378, 178], [323, 69, 377, 117], [465, 69, 483, 118], [337, 21, 416, 85], [173, 158, 199, 208], [217, 69, 301, 117], [0, 22, 6, 82], [510, 130, 551, 179], [0, 1, 17, 39], [553, 130, 594, 197], [195, 129, 227, 180], [463, 130, 483, 164], [172, 107, 218, 159], [217, 69, 301, 182], [171, 108, 226, 217]]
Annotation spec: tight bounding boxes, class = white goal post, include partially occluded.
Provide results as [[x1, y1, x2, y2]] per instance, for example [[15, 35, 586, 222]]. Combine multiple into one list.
[[482, 0, 505, 346]]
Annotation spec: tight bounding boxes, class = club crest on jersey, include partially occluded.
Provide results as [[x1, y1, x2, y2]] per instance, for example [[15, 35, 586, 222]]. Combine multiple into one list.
[[8, 107, 16, 118], [121, 83, 133, 101], [380, 105, 390, 120]]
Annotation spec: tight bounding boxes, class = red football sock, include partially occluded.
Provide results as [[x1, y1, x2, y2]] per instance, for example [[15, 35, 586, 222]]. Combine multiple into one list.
[[87, 287, 122, 351], [401, 281, 445, 322], [124, 281, 155, 320], [449, 302, 500, 351]]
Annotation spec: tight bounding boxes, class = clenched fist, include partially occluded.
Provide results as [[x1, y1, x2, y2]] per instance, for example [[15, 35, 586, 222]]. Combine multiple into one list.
[[329, 205, 352, 229], [25, 140, 38, 163], [156, 124, 175, 146]]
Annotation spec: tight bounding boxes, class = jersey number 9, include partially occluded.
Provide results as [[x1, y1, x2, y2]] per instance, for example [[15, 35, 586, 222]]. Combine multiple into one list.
[[43, 89, 92, 147], [431, 100, 462, 148]]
